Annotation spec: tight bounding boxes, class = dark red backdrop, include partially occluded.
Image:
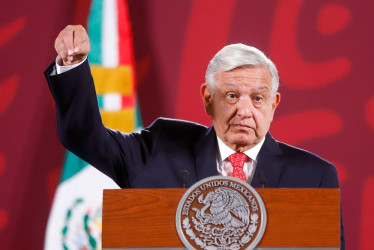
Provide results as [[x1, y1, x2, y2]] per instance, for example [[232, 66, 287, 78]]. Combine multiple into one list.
[[0, 0, 373, 249]]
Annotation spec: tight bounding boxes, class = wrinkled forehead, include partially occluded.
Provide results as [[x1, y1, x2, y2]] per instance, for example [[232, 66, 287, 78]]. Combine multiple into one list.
[[215, 64, 269, 78], [215, 65, 273, 87]]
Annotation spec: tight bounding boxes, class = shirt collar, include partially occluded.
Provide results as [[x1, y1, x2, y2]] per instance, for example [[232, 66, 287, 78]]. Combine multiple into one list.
[[216, 136, 265, 163]]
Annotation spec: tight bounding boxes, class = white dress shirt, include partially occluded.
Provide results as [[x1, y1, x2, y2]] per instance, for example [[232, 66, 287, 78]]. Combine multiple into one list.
[[216, 136, 265, 184], [53, 56, 86, 75]]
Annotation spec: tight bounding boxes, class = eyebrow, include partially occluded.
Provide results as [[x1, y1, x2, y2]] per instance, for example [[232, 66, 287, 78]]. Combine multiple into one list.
[[220, 84, 269, 92], [251, 87, 268, 92], [220, 82, 238, 88]]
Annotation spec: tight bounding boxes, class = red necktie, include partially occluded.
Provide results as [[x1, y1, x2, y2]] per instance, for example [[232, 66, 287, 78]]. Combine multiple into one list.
[[228, 153, 248, 182]]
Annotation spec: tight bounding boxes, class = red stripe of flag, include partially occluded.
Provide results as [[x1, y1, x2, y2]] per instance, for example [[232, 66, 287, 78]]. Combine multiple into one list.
[[117, 0, 137, 95], [121, 95, 135, 108], [117, 0, 134, 66]]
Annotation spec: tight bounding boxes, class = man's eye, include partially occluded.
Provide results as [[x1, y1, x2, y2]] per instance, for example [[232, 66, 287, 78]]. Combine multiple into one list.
[[253, 96, 263, 102], [227, 93, 238, 99]]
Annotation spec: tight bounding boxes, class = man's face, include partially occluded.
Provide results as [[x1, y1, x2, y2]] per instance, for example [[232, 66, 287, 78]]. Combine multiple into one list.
[[201, 66, 280, 152]]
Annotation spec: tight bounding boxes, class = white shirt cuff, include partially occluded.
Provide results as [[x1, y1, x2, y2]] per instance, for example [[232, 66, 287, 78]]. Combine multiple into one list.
[[55, 55, 87, 74]]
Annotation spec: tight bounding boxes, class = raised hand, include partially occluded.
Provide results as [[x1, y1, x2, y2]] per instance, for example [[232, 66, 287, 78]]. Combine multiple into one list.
[[54, 25, 90, 66]]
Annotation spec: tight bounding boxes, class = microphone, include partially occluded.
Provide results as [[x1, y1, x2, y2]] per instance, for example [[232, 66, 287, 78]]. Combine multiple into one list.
[[181, 170, 189, 188]]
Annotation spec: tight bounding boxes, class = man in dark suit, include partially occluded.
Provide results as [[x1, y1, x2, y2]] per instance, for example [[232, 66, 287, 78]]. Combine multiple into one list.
[[46, 25, 344, 248]]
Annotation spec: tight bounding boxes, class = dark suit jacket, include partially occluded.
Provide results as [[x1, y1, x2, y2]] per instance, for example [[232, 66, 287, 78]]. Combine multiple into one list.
[[45, 59, 344, 248]]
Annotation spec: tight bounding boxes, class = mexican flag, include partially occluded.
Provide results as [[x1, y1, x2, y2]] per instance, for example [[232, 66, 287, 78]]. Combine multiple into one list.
[[44, 0, 140, 249]]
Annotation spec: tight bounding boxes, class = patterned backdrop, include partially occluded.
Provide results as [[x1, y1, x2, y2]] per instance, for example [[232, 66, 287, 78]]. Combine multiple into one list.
[[0, 0, 373, 249]]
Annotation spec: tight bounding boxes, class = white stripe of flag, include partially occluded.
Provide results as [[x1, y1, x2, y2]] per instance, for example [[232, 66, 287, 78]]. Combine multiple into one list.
[[103, 93, 122, 111], [102, 0, 118, 67]]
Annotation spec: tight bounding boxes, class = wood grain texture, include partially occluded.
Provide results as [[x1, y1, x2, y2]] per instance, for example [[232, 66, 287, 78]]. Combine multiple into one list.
[[102, 188, 340, 248]]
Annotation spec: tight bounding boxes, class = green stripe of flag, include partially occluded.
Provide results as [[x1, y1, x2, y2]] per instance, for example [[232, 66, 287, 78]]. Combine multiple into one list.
[[135, 97, 143, 129], [87, 0, 103, 64], [97, 95, 103, 109], [60, 151, 88, 183]]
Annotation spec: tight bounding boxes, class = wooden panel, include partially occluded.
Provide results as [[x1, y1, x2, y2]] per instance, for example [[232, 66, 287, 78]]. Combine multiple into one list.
[[102, 188, 340, 248], [102, 188, 185, 248], [258, 189, 340, 247]]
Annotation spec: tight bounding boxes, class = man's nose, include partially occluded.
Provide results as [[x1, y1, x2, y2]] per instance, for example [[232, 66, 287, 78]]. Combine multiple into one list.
[[236, 97, 253, 118]]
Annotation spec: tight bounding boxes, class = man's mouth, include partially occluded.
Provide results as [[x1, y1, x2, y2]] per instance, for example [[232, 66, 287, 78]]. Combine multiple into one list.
[[232, 124, 251, 129]]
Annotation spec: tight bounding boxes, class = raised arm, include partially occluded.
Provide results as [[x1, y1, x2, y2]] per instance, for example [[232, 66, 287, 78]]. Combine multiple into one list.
[[45, 25, 158, 188]]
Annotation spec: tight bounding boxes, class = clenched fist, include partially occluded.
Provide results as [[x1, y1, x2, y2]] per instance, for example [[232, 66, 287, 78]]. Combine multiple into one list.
[[54, 25, 90, 66]]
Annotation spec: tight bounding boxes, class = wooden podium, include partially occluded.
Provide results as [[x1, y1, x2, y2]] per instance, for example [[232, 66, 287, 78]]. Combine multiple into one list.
[[102, 188, 340, 249]]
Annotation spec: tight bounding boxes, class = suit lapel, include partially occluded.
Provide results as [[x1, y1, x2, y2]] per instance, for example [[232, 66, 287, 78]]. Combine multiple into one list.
[[194, 129, 284, 187], [251, 133, 284, 188], [194, 126, 218, 181]]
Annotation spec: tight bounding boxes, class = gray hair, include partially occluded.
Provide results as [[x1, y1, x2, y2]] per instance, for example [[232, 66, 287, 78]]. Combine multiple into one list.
[[205, 43, 279, 94]]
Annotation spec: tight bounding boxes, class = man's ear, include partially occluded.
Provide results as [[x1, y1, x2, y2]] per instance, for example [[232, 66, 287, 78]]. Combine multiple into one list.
[[270, 92, 281, 122], [272, 92, 281, 111], [201, 83, 212, 115]]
